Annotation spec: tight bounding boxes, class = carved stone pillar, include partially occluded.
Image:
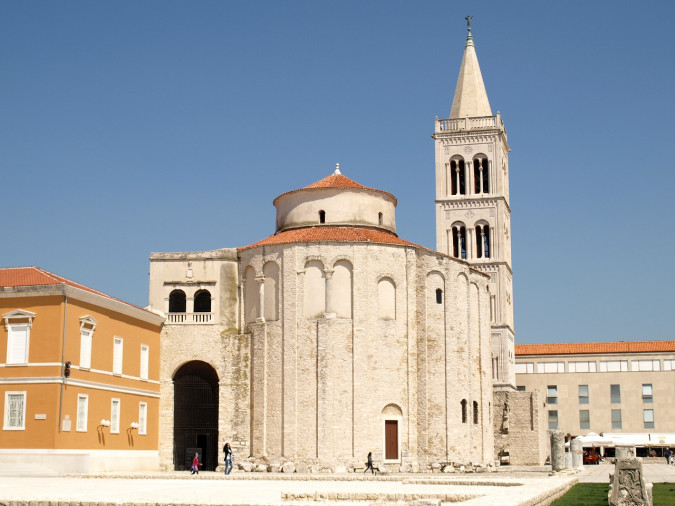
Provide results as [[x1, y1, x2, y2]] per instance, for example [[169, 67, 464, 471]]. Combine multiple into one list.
[[550, 429, 565, 472], [323, 268, 336, 319], [256, 275, 265, 322]]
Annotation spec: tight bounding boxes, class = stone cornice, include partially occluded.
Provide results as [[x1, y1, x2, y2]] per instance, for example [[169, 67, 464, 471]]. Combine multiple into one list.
[[436, 196, 511, 213]]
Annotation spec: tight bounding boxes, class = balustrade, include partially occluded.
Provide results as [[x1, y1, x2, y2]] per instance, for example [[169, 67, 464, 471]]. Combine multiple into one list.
[[167, 312, 214, 324], [436, 115, 501, 133]]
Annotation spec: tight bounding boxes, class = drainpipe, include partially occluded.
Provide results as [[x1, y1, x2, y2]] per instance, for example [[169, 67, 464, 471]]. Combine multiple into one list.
[[57, 291, 68, 432]]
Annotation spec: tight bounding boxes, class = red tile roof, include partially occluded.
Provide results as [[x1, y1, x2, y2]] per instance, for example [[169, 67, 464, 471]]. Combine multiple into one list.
[[0, 266, 149, 312], [273, 172, 397, 206], [238, 226, 420, 251], [515, 341, 675, 356]]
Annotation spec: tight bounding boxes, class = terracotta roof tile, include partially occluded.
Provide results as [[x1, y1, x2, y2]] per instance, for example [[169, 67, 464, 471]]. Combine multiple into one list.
[[273, 172, 397, 206], [515, 341, 675, 356], [238, 226, 420, 251], [0, 266, 150, 313]]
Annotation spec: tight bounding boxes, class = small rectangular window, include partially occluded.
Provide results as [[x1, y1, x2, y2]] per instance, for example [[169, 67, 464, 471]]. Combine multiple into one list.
[[642, 384, 653, 403], [610, 384, 621, 404], [578, 385, 589, 404], [139, 402, 147, 435], [113, 337, 123, 375], [579, 409, 590, 430], [516, 386, 526, 392], [111, 398, 120, 433], [547, 385, 558, 405], [140, 344, 149, 380], [515, 362, 534, 374], [643, 409, 654, 429], [76, 394, 88, 431], [611, 409, 622, 429], [548, 410, 558, 430], [3, 391, 26, 430]]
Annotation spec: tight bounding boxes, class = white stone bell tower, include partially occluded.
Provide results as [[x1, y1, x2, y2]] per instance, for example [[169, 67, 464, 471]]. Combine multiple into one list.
[[433, 17, 515, 389]]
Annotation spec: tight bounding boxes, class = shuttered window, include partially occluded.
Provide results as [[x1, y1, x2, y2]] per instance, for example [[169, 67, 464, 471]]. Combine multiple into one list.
[[113, 338, 123, 375], [111, 399, 120, 433], [7, 324, 29, 364], [76, 395, 88, 431], [80, 329, 92, 369], [4, 392, 26, 430], [139, 402, 147, 435], [140, 345, 149, 380]]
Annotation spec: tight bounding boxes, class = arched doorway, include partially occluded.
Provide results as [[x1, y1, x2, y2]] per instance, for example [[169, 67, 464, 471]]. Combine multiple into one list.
[[173, 361, 219, 471]]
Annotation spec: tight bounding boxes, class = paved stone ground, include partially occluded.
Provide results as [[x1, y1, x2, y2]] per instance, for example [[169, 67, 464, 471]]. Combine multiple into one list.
[[577, 462, 675, 483], [0, 470, 578, 506]]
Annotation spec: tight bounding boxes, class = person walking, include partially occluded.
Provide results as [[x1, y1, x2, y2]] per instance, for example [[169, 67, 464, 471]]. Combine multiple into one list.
[[223, 442, 233, 475], [364, 451, 374, 475], [665, 447, 671, 465], [191, 452, 201, 475]]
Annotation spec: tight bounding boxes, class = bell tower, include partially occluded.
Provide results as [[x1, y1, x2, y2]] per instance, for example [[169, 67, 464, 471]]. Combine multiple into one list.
[[433, 17, 515, 389]]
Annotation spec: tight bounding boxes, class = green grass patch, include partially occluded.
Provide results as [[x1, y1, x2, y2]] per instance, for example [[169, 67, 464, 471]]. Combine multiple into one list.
[[552, 483, 674, 506]]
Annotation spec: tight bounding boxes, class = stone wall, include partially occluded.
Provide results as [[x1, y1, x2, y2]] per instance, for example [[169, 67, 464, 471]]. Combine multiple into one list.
[[492, 389, 548, 465]]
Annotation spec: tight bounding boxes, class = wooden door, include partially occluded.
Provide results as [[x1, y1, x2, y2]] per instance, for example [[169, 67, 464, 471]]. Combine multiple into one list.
[[385, 420, 398, 460]]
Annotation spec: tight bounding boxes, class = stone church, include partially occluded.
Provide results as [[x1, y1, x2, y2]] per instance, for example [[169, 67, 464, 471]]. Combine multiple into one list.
[[148, 22, 547, 472]]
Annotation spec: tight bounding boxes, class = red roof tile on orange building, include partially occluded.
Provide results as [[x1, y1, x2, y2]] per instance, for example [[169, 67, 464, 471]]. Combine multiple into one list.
[[515, 340, 675, 356], [238, 226, 420, 251], [0, 266, 150, 313]]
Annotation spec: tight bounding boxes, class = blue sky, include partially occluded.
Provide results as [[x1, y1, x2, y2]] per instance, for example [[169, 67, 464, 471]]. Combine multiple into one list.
[[2, 1, 674, 344]]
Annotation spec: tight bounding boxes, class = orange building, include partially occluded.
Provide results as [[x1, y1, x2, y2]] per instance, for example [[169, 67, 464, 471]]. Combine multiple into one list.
[[0, 267, 164, 473]]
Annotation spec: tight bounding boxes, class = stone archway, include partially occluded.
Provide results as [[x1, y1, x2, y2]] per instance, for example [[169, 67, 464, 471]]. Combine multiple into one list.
[[173, 361, 219, 471]]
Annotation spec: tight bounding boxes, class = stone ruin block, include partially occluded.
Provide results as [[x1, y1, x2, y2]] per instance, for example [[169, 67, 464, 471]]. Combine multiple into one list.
[[608, 458, 652, 506]]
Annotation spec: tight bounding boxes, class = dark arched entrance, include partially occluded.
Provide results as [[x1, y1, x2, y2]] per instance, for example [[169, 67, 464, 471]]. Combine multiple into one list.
[[173, 361, 219, 471]]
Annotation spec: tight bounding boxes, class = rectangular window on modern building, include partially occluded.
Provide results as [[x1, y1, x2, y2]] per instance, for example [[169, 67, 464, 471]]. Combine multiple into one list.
[[569, 361, 597, 373], [139, 402, 147, 435], [642, 384, 653, 403], [579, 410, 590, 430], [140, 344, 149, 380], [515, 362, 534, 374], [537, 362, 564, 374], [610, 384, 621, 404], [547, 385, 558, 405], [76, 394, 88, 431], [113, 338, 123, 375], [611, 409, 622, 429], [111, 398, 120, 434], [3, 391, 26, 430], [578, 385, 589, 404], [600, 360, 628, 372], [548, 410, 559, 430], [643, 409, 654, 429], [516, 386, 526, 392], [663, 360, 674, 371], [631, 360, 660, 371]]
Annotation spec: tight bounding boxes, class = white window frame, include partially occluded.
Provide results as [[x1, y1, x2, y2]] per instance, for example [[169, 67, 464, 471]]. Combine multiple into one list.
[[113, 337, 123, 375], [643, 409, 654, 429], [76, 394, 88, 432], [3, 310, 36, 365], [138, 402, 147, 435], [3, 391, 27, 430], [111, 398, 120, 434], [140, 344, 149, 380]]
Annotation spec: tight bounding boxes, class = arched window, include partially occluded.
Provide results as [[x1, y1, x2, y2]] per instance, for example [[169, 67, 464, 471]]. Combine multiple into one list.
[[193, 290, 211, 313], [263, 262, 280, 321], [473, 401, 479, 424], [377, 277, 396, 320], [452, 225, 467, 259], [475, 224, 491, 259], [473, 156, 489, 194], [435, 288, 443, 304], [450, 158, 466, 195], [332, 260, 353, 319], [304, 260, 325, 319], [461, 399, 468, 423], [378, 212, 383, 226], [319, 210, 326, 223], [169, 290, 186, 313], [244, 266, 258, 324]]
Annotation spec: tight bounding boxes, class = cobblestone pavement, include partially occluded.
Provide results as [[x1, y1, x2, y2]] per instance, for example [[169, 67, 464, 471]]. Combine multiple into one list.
[[577, 462, 675, 483], [0, 471, 578, 506]]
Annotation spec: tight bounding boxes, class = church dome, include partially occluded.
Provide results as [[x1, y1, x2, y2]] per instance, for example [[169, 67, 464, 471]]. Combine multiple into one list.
[[273, 166, 397, 234]]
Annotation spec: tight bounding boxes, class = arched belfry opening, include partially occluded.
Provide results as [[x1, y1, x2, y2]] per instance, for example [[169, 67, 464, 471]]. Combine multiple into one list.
[[193, 290, 211, 313], [173, 361, 219, 471]]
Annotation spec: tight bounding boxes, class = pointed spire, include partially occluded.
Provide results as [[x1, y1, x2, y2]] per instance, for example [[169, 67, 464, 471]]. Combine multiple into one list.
[[449, 16, 492, 119]]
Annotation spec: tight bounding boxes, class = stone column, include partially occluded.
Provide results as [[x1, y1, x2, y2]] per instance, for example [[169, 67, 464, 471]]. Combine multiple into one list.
[[550, 429, 565, 472], [323, 269, 336, 319], [615, 445, 634, 459], [256, 276, 265, 322], [571, 437, 583, 469]]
